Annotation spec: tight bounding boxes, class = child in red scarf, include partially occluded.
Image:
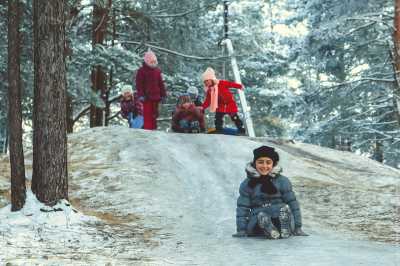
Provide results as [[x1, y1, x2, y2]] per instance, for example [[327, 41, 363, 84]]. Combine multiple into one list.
[[201, 67, 245, 134]]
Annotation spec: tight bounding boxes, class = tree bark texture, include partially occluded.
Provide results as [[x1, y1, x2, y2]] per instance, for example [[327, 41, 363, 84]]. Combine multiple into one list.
[[66, 93, 74, 133], [32, 0, 68, 205], [393, 0, 400, 126], [90, 1, 111, 127], [8, 0, 26, 211]]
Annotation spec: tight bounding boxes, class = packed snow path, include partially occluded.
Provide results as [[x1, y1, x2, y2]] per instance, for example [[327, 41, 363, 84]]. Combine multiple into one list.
[[0, 126, 399, 265]]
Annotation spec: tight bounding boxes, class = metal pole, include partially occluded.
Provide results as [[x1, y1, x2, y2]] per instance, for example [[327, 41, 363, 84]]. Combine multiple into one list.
[[222, 39, 256, 137], [221, 1, 229, 79], [223, 1, 228, 39]]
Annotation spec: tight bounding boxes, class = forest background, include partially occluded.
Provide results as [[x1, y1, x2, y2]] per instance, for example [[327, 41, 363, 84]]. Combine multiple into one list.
[[1, 0, 399, 168]]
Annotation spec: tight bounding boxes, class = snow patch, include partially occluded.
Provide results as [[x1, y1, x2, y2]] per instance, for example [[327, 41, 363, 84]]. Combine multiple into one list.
[[1, 126, 399, 264], [0, 190, 94, 227]]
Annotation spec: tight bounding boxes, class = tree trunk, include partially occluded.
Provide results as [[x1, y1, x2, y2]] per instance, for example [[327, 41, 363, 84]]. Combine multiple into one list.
[[372, 140, 384, 163], [66, 93, 74, 133], [0, 128, 5, 153], [32, 0, 68, 205], [4, 128, 9, 154], [104, 6, 115, 127], [8, 0, 26, 211], [392, 0, 400, 126], [105, 70, 111, 126], [90, 1, 111, 127]]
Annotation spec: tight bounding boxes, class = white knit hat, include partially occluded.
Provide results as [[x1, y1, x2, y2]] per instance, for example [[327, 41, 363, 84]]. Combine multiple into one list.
[[201, 67, 217, 81], [121, 85, 133, 95]]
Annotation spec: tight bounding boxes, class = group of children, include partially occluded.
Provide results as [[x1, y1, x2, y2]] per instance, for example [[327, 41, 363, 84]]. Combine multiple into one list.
[[120, 50, 246, 135], [120, 51, 308, 240]]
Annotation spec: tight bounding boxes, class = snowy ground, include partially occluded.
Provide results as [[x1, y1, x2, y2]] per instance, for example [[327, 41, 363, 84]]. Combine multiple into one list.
[[0, 126, 399, 265]]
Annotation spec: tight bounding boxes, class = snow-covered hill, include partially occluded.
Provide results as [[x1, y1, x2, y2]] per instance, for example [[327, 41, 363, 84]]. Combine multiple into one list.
[[0, 126, 399, 265]]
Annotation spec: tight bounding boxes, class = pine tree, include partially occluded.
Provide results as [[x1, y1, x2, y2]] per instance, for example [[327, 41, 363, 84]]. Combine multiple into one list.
[[31, 0, 68, 205], [393, 0, 400, 126], [8, 0, 26, 211], [90, 0, 112, 127]]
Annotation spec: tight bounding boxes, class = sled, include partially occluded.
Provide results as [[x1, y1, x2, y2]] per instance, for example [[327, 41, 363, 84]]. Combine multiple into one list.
[[207, 127, 241, 135], [232, 233, 279, 239], [128, 113, 144, 129], [131, 115, 144, 129]]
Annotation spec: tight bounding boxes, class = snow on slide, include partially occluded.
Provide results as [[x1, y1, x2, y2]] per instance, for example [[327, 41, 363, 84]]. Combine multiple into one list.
[[0, 126, 399, 265]]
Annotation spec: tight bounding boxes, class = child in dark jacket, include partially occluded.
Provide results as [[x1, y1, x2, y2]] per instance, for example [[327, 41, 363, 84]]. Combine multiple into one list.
[[234, 146, 308, 239], [120, 86, 143, 128], [171, 94, 205, 133]]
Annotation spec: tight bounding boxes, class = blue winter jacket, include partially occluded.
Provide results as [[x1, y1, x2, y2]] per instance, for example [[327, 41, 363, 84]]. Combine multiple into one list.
[[236, 163, 302, 233]]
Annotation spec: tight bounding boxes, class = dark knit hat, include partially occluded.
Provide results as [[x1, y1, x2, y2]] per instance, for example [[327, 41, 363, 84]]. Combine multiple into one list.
[[253, 146, 279, 166]]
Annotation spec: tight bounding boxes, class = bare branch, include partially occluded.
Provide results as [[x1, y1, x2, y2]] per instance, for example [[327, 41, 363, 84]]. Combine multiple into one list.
[[73, 94, 121, 123], [106, 111, 121, 122]]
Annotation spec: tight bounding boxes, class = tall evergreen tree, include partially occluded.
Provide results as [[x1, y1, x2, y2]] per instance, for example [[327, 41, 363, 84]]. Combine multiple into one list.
[[90, 0, 111, 127], [31, 0, 68, 204], [8, 0, 26, 211], [393, 0, 400, 126]]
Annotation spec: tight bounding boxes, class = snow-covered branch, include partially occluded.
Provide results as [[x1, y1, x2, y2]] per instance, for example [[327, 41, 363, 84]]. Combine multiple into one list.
[[323, 77, 395, 89], [120, 40, 245, 61], [345, 21, 376, 36], [345, 16, 395, 30], [148, 1, 219, 18], [359, 126, 400, 141]]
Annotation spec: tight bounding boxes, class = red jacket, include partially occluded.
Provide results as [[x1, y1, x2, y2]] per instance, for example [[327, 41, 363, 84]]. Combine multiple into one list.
[[202, 80, 243, 113], [172, 104, 205, 132], [135, 63, 166, 101]]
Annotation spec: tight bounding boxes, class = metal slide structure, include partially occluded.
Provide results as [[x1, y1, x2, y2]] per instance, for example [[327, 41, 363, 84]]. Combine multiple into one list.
[[221, 1, 255, 137], [221, 39, 255, 137]]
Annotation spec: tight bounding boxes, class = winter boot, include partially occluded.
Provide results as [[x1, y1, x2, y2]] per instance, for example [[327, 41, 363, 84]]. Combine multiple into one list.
[[279, 205, 292, 239], [231, 114, 245, 135], [214, 113, 224, 132], [237, 127, 246, 135], [257, 212, 280, 239]]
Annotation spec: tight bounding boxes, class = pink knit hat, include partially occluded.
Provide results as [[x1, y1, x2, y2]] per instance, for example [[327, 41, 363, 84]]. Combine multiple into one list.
[[202, 67, 217, 81], [144, 50, 158, 67], [201, 67, 219, 113]]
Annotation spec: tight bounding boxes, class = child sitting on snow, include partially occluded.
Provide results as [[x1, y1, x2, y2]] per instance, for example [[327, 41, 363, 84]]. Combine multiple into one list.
[[120, 86, 143, 128], [234, 146, 308, 239], [171, 94, 206, 133]]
